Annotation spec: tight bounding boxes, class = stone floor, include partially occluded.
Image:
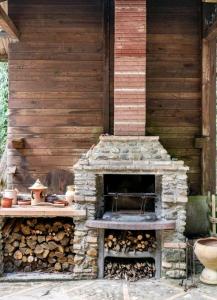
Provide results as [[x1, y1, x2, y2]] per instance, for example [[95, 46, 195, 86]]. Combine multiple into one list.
[[0, 277, 216, 300]]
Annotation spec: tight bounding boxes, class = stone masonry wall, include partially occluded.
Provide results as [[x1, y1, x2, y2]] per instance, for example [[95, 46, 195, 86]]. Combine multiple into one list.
[[72, 173, 99, 279], [73, 135, 189, 279], [161, 172, 188, 278]]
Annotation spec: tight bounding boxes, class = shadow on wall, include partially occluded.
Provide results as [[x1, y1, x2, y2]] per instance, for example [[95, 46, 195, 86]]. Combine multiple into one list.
[[43, 169, 74, 195]]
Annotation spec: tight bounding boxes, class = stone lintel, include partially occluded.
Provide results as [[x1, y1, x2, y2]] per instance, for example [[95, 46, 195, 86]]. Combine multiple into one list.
[[99, 135, 159, 142], [74, 164, 189, 173], [86, 219, 176, 230]]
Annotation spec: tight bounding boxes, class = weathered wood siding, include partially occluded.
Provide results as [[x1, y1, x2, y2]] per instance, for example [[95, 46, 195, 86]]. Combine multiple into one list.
[[7, 0, 203, 194], [8, 0, 104, 191], [146, 0, 202, 194]]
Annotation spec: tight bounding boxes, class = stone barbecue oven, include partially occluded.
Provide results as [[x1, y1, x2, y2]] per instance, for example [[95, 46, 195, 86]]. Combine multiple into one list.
[[73, 135, 189, 279], [0, 0, 191, 281]]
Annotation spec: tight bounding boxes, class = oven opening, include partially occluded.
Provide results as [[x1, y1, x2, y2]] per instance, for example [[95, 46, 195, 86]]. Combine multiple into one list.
[[102, 175, 159, 222], [104, 174, 155, 194]]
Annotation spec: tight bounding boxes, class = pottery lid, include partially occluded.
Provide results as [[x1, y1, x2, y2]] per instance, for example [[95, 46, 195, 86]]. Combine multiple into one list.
[[28, 179, 47, 190]]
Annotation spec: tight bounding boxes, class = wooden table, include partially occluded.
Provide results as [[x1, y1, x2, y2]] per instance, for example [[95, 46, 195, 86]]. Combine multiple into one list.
[[0, 206, 86, 218]]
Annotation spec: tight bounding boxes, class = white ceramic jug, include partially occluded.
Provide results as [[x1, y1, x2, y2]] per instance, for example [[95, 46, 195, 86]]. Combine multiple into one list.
[[65, 185, 75, 205]]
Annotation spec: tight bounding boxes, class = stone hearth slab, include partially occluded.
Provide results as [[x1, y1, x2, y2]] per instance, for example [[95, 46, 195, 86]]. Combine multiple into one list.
[[86, 219, 176, 230]]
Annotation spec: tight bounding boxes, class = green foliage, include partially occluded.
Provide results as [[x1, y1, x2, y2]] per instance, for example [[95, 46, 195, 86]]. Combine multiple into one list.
[[0, 63, 8, 155]]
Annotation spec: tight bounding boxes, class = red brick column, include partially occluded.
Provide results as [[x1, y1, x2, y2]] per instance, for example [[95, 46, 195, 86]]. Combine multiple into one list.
[[114, 0, 146, 136]]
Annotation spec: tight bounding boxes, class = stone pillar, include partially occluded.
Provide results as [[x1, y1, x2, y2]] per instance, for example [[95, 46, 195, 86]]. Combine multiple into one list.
[[161, 172, 188, 279], [114, 0, 146, 136], [73, 218, 98, 279], [73, 171, 99, 279]]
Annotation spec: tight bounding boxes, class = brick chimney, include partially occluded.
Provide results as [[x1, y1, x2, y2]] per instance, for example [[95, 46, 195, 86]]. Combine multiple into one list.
[[114, 0, 146, 136]]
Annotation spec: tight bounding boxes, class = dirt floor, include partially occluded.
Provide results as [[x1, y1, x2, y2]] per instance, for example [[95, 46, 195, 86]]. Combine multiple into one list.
[[0, 277, 216, 300]]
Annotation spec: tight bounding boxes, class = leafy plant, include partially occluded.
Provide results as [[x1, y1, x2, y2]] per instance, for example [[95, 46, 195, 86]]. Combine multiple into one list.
[[0, 62, 8, 155]]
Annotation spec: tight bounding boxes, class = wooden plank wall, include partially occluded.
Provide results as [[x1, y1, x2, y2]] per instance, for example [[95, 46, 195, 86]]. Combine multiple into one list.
[[8, 0, 104, 192], [7, 0, 203, 194], [146, 0, 202, 194]]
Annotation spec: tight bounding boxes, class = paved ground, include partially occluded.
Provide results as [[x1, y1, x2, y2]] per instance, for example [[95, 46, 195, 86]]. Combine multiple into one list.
[[0, 278, 216, 300]]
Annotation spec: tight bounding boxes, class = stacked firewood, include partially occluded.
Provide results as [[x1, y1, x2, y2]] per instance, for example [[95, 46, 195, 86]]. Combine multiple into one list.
[[104, 259, 155, 281], [3, 218, 75, 273], [104, 231, 157, 253]]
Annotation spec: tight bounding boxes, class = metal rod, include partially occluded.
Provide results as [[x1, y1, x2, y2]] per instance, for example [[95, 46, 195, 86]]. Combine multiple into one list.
[[104, 193, 157, 198]]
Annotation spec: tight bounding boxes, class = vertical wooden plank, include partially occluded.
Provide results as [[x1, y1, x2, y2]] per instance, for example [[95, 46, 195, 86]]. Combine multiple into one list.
[[202, 37, 216, 194], [212, 194, 216, 234], [202, 38, 210, 194]]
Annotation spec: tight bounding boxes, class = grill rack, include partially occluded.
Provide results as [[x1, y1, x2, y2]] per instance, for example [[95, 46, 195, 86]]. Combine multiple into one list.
[[104, 193, 158, 214]]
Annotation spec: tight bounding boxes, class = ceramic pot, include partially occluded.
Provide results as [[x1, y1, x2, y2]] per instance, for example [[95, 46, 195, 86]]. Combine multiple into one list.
[[194, 237, 217, 284], [1, 198, 13, 208], [4, 189, 17, 205], [31, 190, 46, 206], [28, 179, 47, 206], [65, 185, 75, 205]]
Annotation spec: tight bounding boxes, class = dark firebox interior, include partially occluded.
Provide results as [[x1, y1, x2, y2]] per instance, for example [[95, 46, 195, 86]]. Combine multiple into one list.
[[103, 175, 156, 212]]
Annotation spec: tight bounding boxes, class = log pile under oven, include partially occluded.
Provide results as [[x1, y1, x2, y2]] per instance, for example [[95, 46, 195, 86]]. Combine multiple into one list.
[[3, 218, 75, 273], [104, 230, 157, 253], [104, 231, 157, 281], [104, 259, 156, 281]]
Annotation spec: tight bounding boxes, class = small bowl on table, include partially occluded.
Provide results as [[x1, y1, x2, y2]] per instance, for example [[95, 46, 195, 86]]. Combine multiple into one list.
[[17, 200, 31, 206]]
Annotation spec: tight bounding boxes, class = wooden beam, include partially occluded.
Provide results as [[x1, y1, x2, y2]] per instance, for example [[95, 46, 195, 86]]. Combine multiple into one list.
[[202, 37, 216, 194], [0, 5, 19, 40], [203, 0, 217, 3]]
